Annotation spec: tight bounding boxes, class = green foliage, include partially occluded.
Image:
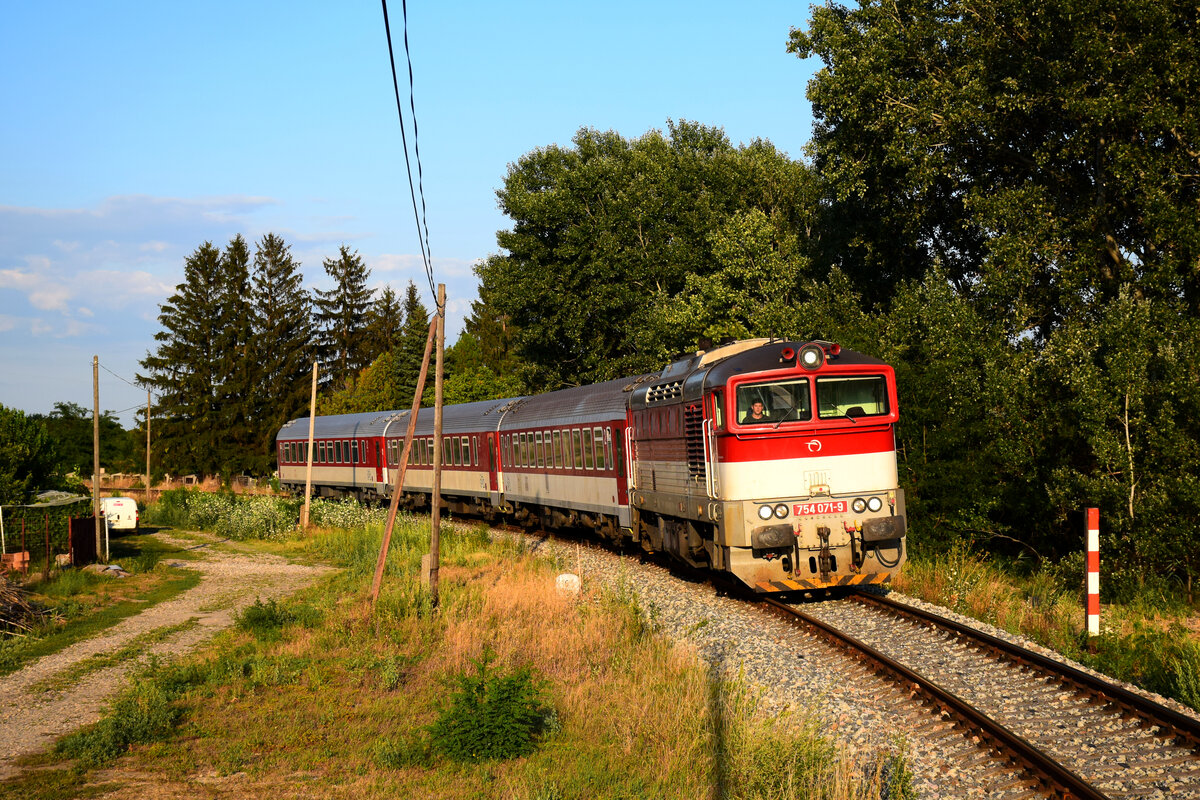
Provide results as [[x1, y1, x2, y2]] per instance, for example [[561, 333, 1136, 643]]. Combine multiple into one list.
[[32, 402, 135, 477], [1086, 623, 1200, 712], [0, 403, 56, 504], [394, 280, 433, 408], [477, 120, 815, 390], [308, 497, 388, 530], [143, 489, 299, 541], [235, 598, 295, 640], [314, 245, 373, 392], [427, 648, 553, 762], [55, 680, 180, 768], [250, 232, 316, 472]]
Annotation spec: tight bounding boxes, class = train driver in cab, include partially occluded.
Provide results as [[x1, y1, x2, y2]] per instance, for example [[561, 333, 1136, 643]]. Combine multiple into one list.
[[741, 400, 771, 424]]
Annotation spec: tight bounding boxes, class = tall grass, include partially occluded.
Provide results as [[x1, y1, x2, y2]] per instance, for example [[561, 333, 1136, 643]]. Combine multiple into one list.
[[894, 547, 1200, 712], [47, 514, 908, 799]]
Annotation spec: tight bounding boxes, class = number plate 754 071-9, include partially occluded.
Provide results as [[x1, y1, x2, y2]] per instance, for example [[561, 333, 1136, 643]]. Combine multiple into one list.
[[793, 500, 847, 516]]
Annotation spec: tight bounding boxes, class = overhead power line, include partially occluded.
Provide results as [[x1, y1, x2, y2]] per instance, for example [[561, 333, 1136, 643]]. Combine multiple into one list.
[[381, 0, 436, 302]]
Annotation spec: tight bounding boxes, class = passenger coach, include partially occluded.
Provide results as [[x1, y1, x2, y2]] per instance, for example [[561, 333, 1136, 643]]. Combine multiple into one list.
[[276, 339, 907, 593]]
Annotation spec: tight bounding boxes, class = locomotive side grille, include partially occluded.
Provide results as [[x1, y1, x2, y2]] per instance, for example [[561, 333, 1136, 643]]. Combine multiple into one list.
[[646, 380, 683, 403], [685, 403, 705, 478]]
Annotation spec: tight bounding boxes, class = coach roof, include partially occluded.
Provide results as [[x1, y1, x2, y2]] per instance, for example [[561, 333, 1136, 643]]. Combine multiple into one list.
[[499, 376, 635, 430]]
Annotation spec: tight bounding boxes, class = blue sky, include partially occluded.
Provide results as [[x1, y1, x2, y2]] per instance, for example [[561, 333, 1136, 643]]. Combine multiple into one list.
[[1, 1, 817, 427]]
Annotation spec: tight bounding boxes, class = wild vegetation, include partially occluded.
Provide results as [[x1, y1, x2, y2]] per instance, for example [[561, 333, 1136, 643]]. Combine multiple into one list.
[[894, 547, 1200, 712], [9, 503, 915, 800]]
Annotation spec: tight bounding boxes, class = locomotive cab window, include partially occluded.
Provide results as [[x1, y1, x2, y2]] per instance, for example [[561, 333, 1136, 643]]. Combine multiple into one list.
[[816, 376, 889, 419], [736, 379, 811, 425]]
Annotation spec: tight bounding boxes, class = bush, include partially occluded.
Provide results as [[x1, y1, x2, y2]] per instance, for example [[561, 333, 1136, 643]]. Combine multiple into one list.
[[144, 490, 300, 541], [236, 598, 294, 640], [428, 648, 553, 762], [56, 680, 179, 767], [310, 498, 388, 530]]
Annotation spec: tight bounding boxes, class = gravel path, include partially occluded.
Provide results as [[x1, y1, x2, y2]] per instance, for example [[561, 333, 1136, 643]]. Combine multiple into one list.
[[0, 531, 328, 778]]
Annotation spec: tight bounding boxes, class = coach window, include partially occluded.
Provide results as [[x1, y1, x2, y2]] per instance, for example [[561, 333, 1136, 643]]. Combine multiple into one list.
[[472, 436, 478, 466], [604, 427, 613, 470], [352, 440, 359, 464], [462, 436, 471, 466], [450, 437, 460, 466], [592, 427, 604, 469], [552, 431, 563, 468], [441, 437, 451, 466], [582, 429, 594, 469], [533, 432, 543, 467]]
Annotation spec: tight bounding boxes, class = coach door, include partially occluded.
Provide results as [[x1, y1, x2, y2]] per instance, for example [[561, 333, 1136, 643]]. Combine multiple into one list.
[[487, 433, 502, 504], [375, 441, 384, 484]]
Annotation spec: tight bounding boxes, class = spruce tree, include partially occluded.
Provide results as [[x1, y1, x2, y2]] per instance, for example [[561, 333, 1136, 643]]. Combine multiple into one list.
[[139, 242, 226, 477], [394, 281, 432, 408], [214, 234, 256, 474], [250, 233, 316, 471], [313, 245, 372, 391], [364, 285, 404, 366]]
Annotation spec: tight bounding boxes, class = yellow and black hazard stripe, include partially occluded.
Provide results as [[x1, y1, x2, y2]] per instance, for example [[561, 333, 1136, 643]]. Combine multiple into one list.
[[754, 572, 891, 593]]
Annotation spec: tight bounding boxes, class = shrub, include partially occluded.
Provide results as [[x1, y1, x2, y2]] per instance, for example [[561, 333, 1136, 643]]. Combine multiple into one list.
[[56, 680, 179, 768], [235, 598, 294, 640], [428, 648, 553, 762], [310, 498, 388, 531]]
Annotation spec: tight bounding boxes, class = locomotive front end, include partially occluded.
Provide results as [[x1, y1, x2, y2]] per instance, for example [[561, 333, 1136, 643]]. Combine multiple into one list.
[[705, 341, 906, 592]]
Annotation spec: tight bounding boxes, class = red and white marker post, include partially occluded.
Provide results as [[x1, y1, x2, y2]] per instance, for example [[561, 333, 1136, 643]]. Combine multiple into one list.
[[1086, 507, 1100, 637]]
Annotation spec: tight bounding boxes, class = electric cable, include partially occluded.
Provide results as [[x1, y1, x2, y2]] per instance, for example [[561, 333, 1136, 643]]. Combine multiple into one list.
[[380, 0, 436, 302]]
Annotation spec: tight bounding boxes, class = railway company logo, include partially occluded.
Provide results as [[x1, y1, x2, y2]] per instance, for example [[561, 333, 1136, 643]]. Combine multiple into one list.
[[807, 439, 822, 452]]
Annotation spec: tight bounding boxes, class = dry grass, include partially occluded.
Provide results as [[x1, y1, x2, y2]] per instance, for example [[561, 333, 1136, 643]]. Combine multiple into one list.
[[16, 520, 914, 800]]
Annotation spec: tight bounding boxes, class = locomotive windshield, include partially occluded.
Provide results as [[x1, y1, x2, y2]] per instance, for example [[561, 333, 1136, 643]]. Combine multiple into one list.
[[816, 375, 889, 419], [736, 379, 811, 425]]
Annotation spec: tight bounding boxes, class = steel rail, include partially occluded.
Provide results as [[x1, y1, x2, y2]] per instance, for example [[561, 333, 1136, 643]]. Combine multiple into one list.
[[760, 596, 1109, 800], [852, 591, 1200, 748]]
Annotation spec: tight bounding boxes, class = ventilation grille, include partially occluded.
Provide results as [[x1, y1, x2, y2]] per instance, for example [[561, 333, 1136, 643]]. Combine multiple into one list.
[[646, 380, 683, 404], [685, 403, 705, 479]]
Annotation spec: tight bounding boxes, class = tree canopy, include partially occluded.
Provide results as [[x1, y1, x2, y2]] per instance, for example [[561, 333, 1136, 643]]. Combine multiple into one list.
[[476, 120, 815, 390]]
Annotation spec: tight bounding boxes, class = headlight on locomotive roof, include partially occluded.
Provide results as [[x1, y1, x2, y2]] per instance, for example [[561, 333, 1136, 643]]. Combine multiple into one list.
[[799, 343, 825, 370], [773, 503, 789, 519], [851, 497, 867, 514], [758, 505, 774, 520], [867, 496, 883, 512]]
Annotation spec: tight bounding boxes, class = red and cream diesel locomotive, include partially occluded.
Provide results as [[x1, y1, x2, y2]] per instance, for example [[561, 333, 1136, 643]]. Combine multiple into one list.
[[275, 338, 906, 592]]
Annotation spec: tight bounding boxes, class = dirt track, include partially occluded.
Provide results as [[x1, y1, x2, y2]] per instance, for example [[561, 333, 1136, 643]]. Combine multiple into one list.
[[0, 531, 327, 778]]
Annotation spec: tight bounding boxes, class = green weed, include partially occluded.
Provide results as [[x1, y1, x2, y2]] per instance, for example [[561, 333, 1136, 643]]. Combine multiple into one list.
[[56, 680, 180, 768], [427, 647, 553, 763]]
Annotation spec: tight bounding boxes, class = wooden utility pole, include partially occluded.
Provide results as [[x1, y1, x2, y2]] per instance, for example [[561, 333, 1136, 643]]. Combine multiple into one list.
[[300, 361, 318, 528], [145, 390, 151, 502], [429, 283, 446, 607], [92, 356, 102, 561], [370, 318, 437, 607]]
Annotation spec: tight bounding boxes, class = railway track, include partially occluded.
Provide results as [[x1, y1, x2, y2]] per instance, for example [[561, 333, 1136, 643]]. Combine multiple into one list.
[[760, 592, 1200, 799]]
